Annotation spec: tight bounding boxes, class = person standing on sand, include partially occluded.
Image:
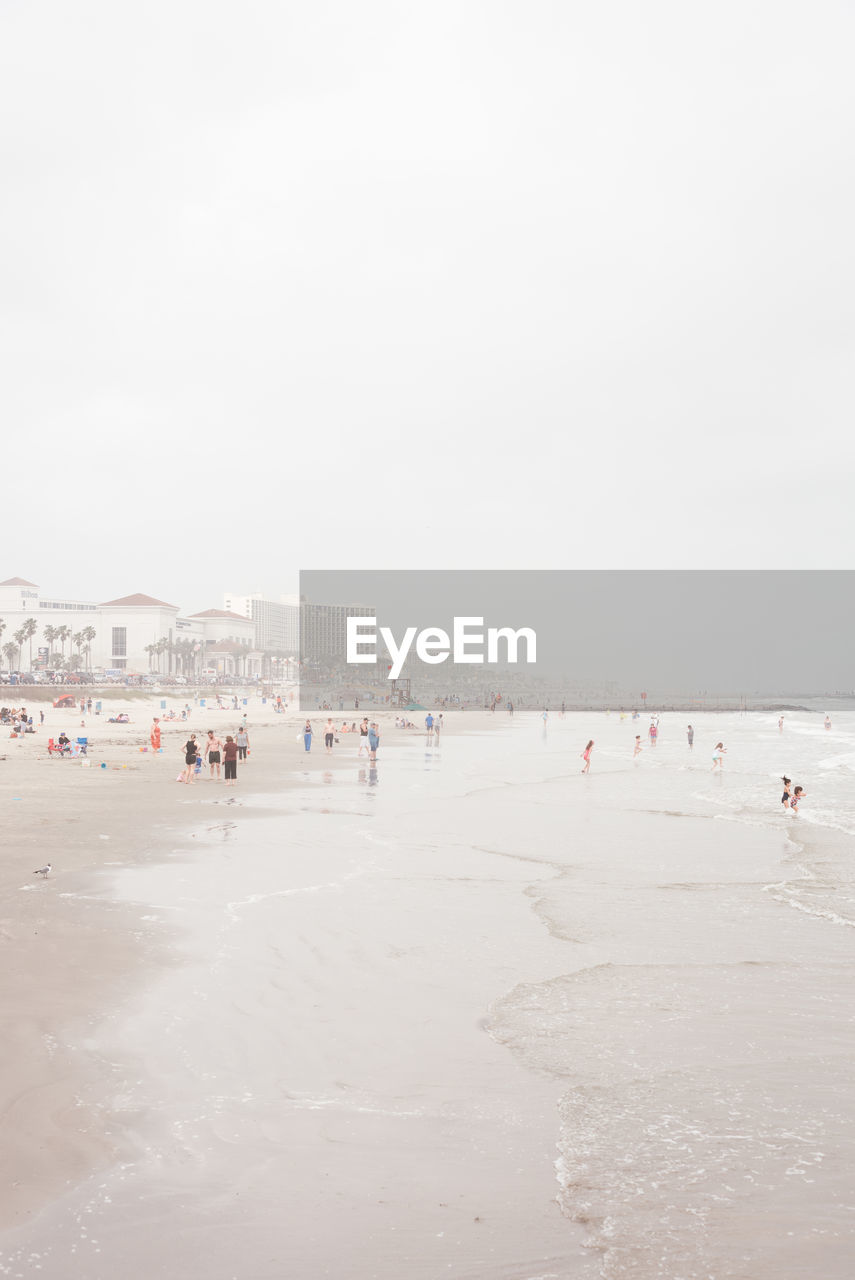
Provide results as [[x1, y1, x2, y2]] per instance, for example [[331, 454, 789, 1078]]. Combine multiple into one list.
[[182, 733, 198, 784], [151, 718, 161, 752], [633, 736, 643, 758], [825, 714, 832, 730], [687, 725, 694, 749], [303, 720, 313, 752], [223, 735, 238, 786], [324, 717, 335, 755], [778, 716, 784, 732], [368, 721, 380, 762], [712, 742, 727, 770], [205, 729, 223, 779], [581, 740, 594, 773], [358, 717, 370, 756], [236, 726, 249, 761]]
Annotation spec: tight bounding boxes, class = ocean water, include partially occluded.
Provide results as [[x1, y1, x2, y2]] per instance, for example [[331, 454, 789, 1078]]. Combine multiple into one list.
[[489, 703, 855, 1278], [2, 706, 854, 1279]]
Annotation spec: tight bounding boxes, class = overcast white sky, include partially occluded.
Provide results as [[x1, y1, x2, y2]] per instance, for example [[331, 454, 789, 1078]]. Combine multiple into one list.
[[2, 1, 852, 613]]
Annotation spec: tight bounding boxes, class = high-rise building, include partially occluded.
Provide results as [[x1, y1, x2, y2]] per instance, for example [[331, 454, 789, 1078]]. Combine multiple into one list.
[[223, 592, 299, 653], [299, 601, 374, 662]]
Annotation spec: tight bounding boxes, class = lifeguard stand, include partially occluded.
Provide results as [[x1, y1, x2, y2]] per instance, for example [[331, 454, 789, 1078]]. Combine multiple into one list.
[[389, 678, 411, 707]]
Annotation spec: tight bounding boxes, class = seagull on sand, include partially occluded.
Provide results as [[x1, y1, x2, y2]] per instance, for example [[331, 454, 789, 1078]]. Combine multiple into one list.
[[33, 863, 51, 878]]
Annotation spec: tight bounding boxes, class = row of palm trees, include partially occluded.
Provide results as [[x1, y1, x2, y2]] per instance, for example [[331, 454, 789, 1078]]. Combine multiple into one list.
[[143, 636, 262, 678], [0, 618, 292, 678], [143, 636, 202, 676], [0, 618, 97, 673]]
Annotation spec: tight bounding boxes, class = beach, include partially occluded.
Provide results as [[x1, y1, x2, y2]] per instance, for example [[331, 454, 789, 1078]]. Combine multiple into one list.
[[1, 699, 854, 1278]]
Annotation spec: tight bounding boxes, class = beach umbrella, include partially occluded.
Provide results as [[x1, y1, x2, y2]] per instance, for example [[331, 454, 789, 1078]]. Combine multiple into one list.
[[52, 694, 76, 708]]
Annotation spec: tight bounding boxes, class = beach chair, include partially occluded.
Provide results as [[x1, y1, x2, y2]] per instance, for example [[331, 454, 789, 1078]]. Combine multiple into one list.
[[76, 737, 89, 756], [47, 737, 70, 757]]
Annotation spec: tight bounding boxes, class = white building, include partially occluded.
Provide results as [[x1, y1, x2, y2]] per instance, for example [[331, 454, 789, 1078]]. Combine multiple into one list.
[[187, 610, 258, 677], [0, 577, 259, 676]]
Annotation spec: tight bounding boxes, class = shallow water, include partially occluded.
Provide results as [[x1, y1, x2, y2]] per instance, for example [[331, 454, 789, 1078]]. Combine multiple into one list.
[[2, 707, 854, 1278]]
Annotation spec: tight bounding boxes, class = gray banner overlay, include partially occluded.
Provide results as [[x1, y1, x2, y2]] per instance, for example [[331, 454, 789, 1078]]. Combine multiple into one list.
[[299, 571, 854, 705]]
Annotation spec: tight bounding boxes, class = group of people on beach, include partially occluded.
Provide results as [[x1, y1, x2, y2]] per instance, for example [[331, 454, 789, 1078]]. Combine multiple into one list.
[[3, 705, 36, 734], [301, 717, 380, 761], [179, 726, 249, 786], [579, 717, 813, 817], [299, 712, 441, 760]]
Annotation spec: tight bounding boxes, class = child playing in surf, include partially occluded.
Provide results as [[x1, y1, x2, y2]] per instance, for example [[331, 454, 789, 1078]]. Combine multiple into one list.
[[790, 785, 806, 815]]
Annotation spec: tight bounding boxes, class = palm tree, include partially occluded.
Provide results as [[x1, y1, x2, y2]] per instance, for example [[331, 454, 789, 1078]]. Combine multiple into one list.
[[81, 625, 96, 671], [0, 620, 5, 660], [165, 636, 173, 675], [43, 624, 57, 658], [13, 627, 28, 672], [55, 625, 71, 662], [72, 632, 84, 668], [22, 618, 38, 670], [177, 637, 195, 675], [144, 642, 158, 672], [2, 641, 17, 673]]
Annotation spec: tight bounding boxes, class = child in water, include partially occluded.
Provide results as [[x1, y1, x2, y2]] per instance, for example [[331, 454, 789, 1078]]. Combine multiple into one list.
[[790, 785, 806, 814], [781, 777, 793, 808]]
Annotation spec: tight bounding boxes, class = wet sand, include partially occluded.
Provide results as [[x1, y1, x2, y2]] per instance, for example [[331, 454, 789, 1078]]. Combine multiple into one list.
[[1, 706, 854, 1278], [0, 698, 341, 1230]]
